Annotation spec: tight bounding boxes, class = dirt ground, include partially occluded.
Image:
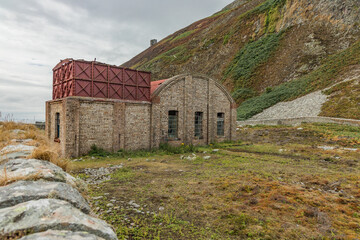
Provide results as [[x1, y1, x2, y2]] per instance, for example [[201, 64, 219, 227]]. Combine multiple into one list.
[[72, 123, 360, 239]]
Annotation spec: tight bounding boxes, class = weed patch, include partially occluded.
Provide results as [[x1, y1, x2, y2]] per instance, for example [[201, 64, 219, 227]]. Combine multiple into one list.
[[110, 167, 134, 182]]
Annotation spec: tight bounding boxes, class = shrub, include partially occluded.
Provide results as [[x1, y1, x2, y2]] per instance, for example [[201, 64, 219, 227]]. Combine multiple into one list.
[[237, 77, 310, 120], [231, 88, 256, 102], [159, 143, 198, 154], [88, 144, 110, 157]]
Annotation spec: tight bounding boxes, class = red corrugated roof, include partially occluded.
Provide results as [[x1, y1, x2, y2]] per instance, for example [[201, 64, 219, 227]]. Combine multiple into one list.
[[151, 79, 167, 95]]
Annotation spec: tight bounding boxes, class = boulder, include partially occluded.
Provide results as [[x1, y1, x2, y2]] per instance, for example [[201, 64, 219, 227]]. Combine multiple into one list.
[[0, 144, 35, 161], [0, 199, 117, 240], [0, 180, 90, 213], [19, 230, 105, 240], [0, 158, 85, 190]]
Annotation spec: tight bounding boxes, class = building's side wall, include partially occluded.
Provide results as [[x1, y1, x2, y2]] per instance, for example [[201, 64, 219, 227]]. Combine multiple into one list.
[[46, 100, 66, 156], [64, 98, 80, 157], [151, 75, 235, 148], [151, 77, 187, 147], [207, 78, 233, 143], [47, 98, 151, 158], [124, 103, 151, 150], [78, 101, 114, 156], [186, 76, 209, 145]]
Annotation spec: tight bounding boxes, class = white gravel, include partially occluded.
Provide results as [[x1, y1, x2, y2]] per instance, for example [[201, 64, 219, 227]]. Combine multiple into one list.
[[250, 91, 328, 120]]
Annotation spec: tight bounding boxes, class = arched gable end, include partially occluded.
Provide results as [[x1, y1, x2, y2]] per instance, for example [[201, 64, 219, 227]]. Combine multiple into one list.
[[151, 74, 235, 104]]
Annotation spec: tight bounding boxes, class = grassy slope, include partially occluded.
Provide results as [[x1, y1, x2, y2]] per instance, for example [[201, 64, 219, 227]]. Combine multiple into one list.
[[123, 0, 360, 120], [237, 40, 360, 120], [72, 123, 360, 239]]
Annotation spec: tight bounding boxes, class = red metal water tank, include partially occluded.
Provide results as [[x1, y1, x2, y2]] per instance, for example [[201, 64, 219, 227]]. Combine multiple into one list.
[[52, 59, 151, 102]]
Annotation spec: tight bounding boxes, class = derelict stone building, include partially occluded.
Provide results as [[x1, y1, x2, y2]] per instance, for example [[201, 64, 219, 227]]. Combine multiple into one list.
[[46, 59, 236, 157]]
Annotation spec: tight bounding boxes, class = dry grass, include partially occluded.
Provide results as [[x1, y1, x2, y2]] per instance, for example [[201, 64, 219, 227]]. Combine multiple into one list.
[[29, 145, 70, 171], [72, 123, 360, 239], [0, 121, 71, 172]]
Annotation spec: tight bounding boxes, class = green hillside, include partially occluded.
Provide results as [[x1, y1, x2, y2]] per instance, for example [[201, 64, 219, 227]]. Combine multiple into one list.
[[123, 0, 360, 120]]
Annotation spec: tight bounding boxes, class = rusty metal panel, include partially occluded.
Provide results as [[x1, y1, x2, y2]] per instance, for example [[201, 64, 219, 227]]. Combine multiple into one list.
[[124, 85, 137, 100], [109, 84, 123, 99], [74, 61, 92, 80], [52, 59, 151, 101], [60, 82, 67, 98], [109, 66, 123, 84], [66, 80, 74, 97], [53, 84, 61, 99], [75, 80, 92, 97], [63, 61, 74, 81], [93, 82, 108, 98], [138, 71, 150, 87], [138, 87, 150, 101], [93, 63, 108, 82], [124, 69, 137, 85]]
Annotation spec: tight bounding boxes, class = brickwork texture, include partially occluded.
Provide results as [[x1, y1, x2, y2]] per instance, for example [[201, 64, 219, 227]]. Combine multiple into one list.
[[46, 74, 236, 157]]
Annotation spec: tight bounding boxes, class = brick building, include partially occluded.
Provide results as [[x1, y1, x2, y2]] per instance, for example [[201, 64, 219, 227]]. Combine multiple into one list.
[[46, 60, 236, 157]]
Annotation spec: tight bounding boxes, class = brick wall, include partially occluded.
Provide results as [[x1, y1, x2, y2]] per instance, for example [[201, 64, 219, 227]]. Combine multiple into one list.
[[151, 74, 236, 147], [46, 100, 66, 156], [46, 74, 236, 157]]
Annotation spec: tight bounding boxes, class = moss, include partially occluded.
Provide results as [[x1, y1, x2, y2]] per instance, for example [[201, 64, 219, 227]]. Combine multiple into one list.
[[225, 31, 284, 90]]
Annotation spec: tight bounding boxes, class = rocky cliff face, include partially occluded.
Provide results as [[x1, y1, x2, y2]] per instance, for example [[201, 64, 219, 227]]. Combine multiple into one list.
[[123, 0, 360, 120]]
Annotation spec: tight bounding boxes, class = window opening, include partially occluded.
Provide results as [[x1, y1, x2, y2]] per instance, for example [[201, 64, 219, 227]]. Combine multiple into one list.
[[168, 111, 178, 139], [194, 112, 203, 138], [217, 113, 224, 136], [55, 112, 60, 138]]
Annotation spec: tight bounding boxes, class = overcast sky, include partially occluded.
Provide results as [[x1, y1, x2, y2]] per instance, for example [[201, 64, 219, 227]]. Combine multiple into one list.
[[0, 0, 233, 122]]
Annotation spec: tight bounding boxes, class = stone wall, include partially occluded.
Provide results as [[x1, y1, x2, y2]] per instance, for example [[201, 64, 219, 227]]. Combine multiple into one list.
[[0, 134, 117, 240]]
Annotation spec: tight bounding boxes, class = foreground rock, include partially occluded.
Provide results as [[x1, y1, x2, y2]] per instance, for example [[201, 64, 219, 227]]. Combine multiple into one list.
[[0, 199, 117, 240], [0, 180, 90, 213], [19, 230, 105, 240], [0, 158, 84, 190], [0, 144, 36, 161]]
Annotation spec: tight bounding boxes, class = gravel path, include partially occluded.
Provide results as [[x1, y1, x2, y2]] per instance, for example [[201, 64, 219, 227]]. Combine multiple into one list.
[[250, 91, 328, 120]]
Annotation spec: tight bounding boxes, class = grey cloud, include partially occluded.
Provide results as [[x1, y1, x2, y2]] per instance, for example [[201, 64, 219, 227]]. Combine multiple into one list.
[[0, 0, 234, 121]]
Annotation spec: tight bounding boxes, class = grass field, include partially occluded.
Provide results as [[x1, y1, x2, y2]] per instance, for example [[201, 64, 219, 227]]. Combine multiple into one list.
[[71, 123, 360, 239]]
